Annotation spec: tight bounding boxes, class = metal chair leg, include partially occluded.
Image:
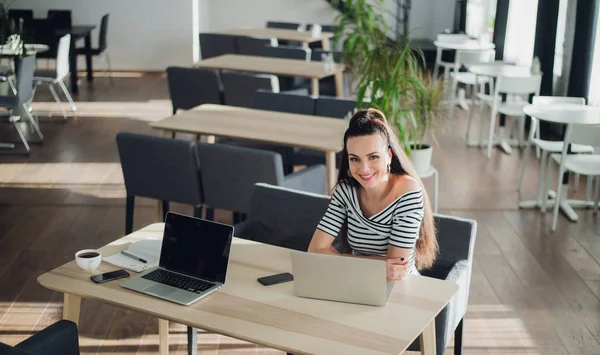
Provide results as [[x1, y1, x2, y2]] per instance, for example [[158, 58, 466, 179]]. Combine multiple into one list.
[[454, 317, 464, 355], [49, 82, 68, 120], [10, 116, 30, 153], [23, 104, 43, 140], [58, 80, 78, 114]]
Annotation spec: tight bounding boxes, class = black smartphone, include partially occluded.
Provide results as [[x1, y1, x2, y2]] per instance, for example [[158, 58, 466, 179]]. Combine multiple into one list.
[[257, 272, 294, 286], [90, 269, 130, 284]]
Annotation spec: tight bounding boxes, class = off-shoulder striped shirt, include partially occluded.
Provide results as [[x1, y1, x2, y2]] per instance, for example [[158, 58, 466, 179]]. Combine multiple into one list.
[[317, 181, 424, 274]]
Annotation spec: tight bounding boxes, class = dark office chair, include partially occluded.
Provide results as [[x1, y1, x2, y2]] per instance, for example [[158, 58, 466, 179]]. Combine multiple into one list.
[[33, 19, 58, 59], [0, 320, 80, 355], [47, 9, 72, 30], [234, 183, 330, 251], [253, 89, 315, 115], [407, 214, 477, 355], [166, 67, 222, 114], [266, 21, 302, 30], [115, 132, 205, 235], [236, 36, 275, 56], [76, 14, 110, 76], [221, 71, 279, 108], [263, 45, 310, 92], [199, 33, 237, 59]]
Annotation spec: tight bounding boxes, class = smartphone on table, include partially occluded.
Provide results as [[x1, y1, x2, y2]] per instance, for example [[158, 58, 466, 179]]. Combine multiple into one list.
[[257, 272, 294, 286], [90, 269, 130, 284]]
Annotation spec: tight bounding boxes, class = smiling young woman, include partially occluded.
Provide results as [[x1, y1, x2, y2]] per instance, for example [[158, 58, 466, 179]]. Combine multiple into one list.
[[307, 108, 438, 280]]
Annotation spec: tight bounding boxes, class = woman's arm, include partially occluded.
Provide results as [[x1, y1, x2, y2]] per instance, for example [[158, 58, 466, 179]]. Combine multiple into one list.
[[307, 229, 339, 255]]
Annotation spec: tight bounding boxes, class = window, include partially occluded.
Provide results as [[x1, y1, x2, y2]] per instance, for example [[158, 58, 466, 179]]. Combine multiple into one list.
[[588, 10, 600, 106], [503, 0, 539, 66]]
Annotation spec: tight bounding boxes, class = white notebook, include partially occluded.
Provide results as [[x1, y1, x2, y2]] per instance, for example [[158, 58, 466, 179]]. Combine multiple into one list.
[[103, 240, 161, 272]]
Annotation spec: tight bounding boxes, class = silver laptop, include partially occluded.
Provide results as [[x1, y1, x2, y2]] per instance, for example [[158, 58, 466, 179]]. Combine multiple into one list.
[[290, 250, 395, 307], [121, 212, 233, 305]]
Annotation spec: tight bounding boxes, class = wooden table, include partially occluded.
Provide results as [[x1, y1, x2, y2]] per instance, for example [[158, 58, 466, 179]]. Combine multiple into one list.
[[217, 28, 334, 50], [38, 223, 459, 355], [195, 54, 345, 97], [150, 104, 347, 192]]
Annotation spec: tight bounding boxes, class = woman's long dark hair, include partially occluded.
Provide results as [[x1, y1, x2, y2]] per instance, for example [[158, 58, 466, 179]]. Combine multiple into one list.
[[336, 108, 438, 270]]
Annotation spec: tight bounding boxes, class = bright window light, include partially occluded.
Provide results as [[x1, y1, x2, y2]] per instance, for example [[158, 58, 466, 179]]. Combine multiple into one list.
[[588, 11, 600, 106], [503, 0, 539, 66]]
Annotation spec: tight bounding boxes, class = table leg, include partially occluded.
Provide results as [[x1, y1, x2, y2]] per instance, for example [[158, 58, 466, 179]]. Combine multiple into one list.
[[321, 38, 330, 50], [63, 293, 81, 326], [302, 42, 309, 49], [311, 78, 320, 97], [158, 318, 169, 355], [325, 151, 336, 195], [419, 318, 436, 355], [334, 73, 343, 98], [69, 37, 79, 94], [85, 34, 93, 82]]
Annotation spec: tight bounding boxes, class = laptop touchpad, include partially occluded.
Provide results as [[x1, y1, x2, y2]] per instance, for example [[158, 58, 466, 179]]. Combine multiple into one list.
[[145, 284, 177, 297]]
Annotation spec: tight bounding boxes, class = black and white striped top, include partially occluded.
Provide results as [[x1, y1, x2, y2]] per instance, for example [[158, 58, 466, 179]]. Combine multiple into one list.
[[317, 181, 424, 274]]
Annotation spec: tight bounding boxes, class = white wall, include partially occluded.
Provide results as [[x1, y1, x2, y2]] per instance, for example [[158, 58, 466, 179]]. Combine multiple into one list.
[[15, 0, 196, 70], [205, 0, 338, 31]]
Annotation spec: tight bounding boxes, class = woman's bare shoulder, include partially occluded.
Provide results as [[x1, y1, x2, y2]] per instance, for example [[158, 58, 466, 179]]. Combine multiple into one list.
[[391, 174, 421, 198]]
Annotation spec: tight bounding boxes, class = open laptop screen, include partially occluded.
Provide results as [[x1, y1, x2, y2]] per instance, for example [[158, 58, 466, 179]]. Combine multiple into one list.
[[160, 212, 233, 284]]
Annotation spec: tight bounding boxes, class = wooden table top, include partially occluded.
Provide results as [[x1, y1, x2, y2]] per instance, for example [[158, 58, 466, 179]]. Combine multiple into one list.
[[150, 104, 347, 152], [38, 223, 458, 355], [218, 28, 334, 43], [195, 54, 345, 79]]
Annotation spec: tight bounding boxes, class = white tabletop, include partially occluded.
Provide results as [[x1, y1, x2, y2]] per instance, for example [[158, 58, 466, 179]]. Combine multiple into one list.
[[523, 104, 600, 125], [433, 40, 495, 51], [0, 43, 49, 56], [469, 63, 532, 77]]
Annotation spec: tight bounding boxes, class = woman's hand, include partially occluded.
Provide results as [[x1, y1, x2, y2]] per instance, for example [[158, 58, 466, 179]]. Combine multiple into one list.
[[386, 258, 408, 280]]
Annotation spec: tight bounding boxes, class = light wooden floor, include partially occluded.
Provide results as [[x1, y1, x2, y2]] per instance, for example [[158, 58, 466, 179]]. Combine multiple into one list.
[[1, 74, 599, 354]]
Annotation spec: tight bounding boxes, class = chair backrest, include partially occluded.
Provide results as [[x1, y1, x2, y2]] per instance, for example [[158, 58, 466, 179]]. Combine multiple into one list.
[[16, 55, 36, 105], [495, 74, 542, 96], [310, 49, 342, 63], [33, 19, 58, 58], [98, 14, 109, 52], [264, 45, 310, 60], [436, 33, 470, 43], [454, 49, 495, 67], [239, 183, 330, 251], [430, 214, 477, 271], [116, 132, 203, 205], [199, 33, 237, 59], [315, 96, 357, 118], [563, 123, 600, 148], [266, 21, 302, 31], [236, 36, 277, 56], [306, 24, 338, 33], [55, 34, 71, 80], [166, 66, 222, 113], [47, 9, 72, 30], [198, 143, 285, 214], [221, 72, 279, 108], [253, 90, 315, 115]]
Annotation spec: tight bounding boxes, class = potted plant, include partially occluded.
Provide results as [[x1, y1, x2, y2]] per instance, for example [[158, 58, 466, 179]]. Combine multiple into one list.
[[332, 0, 448, 174]]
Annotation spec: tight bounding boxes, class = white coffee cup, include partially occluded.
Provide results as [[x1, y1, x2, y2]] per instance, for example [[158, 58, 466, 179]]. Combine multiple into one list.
[[75, 249, 102, 272], [311, 24, 322, 38]]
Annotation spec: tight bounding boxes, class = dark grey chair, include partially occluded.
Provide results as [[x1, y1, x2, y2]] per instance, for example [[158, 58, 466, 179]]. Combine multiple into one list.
[[0, 55, 43, 154], [47, 9, 72, 30], [76, 14, 110, 76], [166, 67, 222, 114], [292, 97, 355, 167], [221, 71, 278, 108], [236, 36, 276, 56], [253, 89, 315, 115], [199, 33, 237, 59], [115, 132, 204, 235], [306, 24, 338, 49], [198, 143, 326, 223], [407, 214, 477, 355], [0, 320, 79, 355], [234, 183, 330, 251], [314, 96, 356, 118], [266, 21, 302, 30], [263, 45, 310, 92], [311, 49, 343, 96]]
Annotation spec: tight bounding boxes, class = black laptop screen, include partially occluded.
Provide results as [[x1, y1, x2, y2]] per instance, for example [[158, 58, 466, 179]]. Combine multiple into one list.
[[160, 213, 233, 284]]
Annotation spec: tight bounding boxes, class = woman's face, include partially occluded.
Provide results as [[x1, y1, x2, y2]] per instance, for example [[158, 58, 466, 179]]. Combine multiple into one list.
[[346, 133, 392, 189]]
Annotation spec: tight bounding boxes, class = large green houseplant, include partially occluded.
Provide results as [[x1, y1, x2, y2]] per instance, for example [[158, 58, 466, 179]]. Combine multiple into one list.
[[332, 0, 447, 173]]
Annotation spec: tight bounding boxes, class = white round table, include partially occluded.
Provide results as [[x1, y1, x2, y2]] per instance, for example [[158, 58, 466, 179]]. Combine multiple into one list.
[[467, 63, 534, 154], [432, 40, 495, 79], [520, 103, 600, 221]]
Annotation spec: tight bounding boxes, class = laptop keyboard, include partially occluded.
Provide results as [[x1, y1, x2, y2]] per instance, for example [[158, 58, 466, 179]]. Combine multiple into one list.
[[142, 269, 215, 294]]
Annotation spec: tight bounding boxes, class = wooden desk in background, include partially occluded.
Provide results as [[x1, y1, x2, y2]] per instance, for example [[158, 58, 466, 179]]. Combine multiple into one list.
[[195, 54, 345, 97], [217, 28, 334, 50], [38, 223, 458, 355], [150, 104, 347, 193]]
